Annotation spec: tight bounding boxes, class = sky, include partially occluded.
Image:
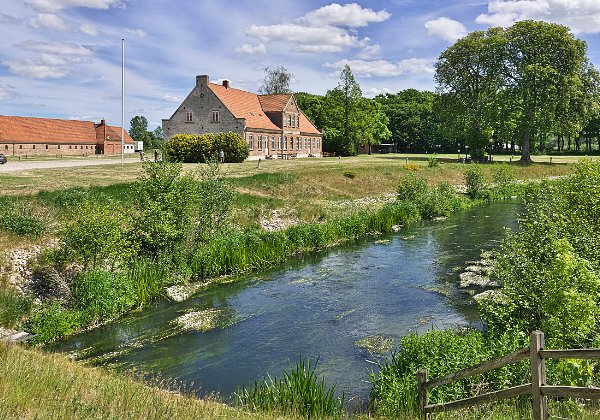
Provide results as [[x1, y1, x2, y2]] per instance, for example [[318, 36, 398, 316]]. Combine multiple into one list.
[[1, 0, 600, 130]]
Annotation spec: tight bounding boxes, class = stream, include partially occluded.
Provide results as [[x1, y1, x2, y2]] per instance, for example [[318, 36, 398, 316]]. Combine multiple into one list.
[[52, 200, 520, 406]]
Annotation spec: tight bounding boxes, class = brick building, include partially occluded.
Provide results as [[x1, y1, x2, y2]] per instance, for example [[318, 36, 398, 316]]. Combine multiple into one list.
[[0, 115, 135, 156], [162, 75, 323, 159]]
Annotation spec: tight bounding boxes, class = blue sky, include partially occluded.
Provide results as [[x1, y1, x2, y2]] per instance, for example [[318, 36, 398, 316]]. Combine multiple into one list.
[[1, 0, 600, 130]]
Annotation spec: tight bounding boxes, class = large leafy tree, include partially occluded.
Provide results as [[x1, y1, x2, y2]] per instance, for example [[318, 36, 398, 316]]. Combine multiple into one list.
[[258, 65, 294, 95], [129, 115, 149, 143], [376, 89, 451, 152], [435, 28, 507, 158], [505, 20, 590, 161]]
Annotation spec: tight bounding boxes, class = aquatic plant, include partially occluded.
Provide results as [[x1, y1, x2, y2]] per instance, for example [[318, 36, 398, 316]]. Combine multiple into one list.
[[235, 358, 344, 418]]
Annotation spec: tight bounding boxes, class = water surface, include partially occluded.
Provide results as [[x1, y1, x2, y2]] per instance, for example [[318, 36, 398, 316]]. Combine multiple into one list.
[[54, 201, 519, 405]]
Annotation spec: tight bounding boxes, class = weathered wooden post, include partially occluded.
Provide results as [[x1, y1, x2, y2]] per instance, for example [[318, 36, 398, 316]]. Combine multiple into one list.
[[417, 369, 428, 419], [531, 330, 548, 420]]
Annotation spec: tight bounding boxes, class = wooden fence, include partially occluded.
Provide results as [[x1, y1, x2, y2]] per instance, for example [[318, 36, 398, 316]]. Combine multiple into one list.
[[417, 330, 600, 419]]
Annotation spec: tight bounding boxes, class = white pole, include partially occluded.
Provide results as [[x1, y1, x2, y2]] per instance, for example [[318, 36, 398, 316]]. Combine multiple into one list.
[[121, 38, 124, 166]]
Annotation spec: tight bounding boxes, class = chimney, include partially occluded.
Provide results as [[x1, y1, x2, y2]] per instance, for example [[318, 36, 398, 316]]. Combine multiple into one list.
[[196, 75, 209, 87], [100, 119, 106, 126], [222, 80, 230, 89]]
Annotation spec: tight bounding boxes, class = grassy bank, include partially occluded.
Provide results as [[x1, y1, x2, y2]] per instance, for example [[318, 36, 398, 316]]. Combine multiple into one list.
[[0, 342, 292, 419]]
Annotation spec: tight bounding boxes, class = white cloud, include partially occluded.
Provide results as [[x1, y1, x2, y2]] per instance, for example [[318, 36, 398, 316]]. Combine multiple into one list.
[[28, 13, 68, 31], [476, 0, 600, 34], [80, 22, 99, 36], [18, 40, 95, 56], [365, 87, 393, 97], [161, 94, 181, 103], [6, 59, 71, 79], [235, 43, 267, 55], [357, 44, 381, 59], [301, 3, 390, 28], [124, 28, 147, 38], [247, 23, 365, 53], [0, 84, 17, 100], [24, 0, 120, 11], [324, 58, 434, 77], [0, 13, 21, 24], [425, 17, 467, 42]]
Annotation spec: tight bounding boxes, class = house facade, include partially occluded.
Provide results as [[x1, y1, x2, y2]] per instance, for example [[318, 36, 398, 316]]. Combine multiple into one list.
[[0, 115, 135, 156], [162, 75, 323, 159]]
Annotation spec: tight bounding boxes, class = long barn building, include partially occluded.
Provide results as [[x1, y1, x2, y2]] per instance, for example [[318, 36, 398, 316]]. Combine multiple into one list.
[[0, 115, 135, 156]]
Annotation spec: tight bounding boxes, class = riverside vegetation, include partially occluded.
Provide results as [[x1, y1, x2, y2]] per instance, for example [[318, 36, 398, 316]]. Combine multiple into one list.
[[0, 155, 591, 418]]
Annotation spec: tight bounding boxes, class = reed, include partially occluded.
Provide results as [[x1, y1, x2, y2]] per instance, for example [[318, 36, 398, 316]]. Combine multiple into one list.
[[235, 358, 344, 418]]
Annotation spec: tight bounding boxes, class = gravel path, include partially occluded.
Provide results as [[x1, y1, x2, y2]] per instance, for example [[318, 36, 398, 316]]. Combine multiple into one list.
[[0, 157, 140, 172]]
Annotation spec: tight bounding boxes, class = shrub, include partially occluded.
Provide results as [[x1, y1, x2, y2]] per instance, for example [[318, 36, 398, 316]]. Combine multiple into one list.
[[427, 154, 439, 168], [163, 132, 249, 163], [464, 166, 486, 198], [0, 198, 47, 237], [71, 270, 136, 321], [343, 170, 356, 179], [28, 302, 84, 343], [397, 173, 428, 202], [491, 163, 515, 188], [235, 358, 344, 418]]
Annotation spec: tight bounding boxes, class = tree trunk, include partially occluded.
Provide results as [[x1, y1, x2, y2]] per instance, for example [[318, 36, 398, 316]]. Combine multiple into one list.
[[575, 136, 580, 151], [568, 134, 571, 151], [521, 131, 532, 161]]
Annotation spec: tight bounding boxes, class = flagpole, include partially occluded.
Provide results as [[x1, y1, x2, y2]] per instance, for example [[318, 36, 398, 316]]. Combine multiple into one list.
[[121, 38, 125, 166]]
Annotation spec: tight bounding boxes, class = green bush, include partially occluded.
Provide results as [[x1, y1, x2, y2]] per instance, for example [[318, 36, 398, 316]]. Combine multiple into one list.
[[28, 302, 84, 343], [71, 270, 137, 321], [464, 166, 486, 198], [397, 172, 428, 202], [163, 132, 249, 163], [235, 358, 344, 418], [491, 163, 515, 188], [343, 171, 356, 179], [427, 154, 439, 168], [0, 198, 47, 237]]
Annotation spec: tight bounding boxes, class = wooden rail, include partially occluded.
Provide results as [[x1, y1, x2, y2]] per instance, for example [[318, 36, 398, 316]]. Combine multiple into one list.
[[417, 331, 600, 419]]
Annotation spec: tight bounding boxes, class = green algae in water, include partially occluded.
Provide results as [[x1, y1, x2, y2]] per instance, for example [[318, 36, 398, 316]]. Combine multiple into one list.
[[354, 335, 394, 354], [174, 307, 235, 332]]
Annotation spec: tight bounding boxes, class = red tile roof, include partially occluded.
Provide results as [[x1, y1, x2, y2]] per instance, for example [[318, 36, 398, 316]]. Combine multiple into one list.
[[209, 83, 280, 131], [299, 112, 321, 134], [0, 115, 133, 144], [257, 94, 292, 113]]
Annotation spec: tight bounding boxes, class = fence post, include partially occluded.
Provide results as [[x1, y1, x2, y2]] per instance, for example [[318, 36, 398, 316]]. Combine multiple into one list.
[[531, 330, 548, 420], [417, 369, 428, 419]]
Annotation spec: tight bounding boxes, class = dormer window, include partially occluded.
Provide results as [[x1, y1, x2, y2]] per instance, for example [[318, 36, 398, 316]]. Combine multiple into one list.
[[185, 111, 193, 122], [288, 114, 292, 127], [212, 110, 220, 123]]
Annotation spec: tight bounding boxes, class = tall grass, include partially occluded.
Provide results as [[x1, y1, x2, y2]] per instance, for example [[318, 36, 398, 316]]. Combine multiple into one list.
[[192, 201, 419, 279], [235, 358, 344, 418], [0, 287, 32, 329]]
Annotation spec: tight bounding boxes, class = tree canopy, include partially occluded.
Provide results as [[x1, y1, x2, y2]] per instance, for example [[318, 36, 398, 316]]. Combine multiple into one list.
[[258, 66, 294, 95], [435, 20, 598, 160]]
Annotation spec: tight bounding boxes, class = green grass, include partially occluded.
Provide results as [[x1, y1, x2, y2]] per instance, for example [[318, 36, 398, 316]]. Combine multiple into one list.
[[235, 358, 344, 418], [0, 342, 292, 419]]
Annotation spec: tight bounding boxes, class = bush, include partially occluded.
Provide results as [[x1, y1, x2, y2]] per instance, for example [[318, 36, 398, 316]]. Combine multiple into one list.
[[397, 173, 428, 201], [343, 170, 356, 179], [71, 270, 136, 321], [464, 166, 486, 198], [28, 302, 84, 343], [491, 163, 515, 188], [0, 198, 47, 237], [235, 358, 344, 418], [427, 154, 439, 168], [398, 174, 466, 219], [163, 132, 249, 163]]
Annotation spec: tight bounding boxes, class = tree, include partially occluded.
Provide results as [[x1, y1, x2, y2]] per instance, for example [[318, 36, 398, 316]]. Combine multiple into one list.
[[435, 28, 507, 158], [129, 116, 148, 143], [258, 66, 294, 95], [153, 126, 164, 141], [505, 20, 591, 161]]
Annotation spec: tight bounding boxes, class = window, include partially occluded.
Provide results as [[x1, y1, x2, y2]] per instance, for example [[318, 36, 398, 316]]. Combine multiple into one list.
[[317, 139, 321, 150], [212, 110, 220, 122], [288, 114, 292, 127], [272, 136, 276, 150], [32, 145, 36, 149], [58, 145, 61, 149], [19, 145, 22, 149], [284, 137, 288, 150], [313, 138, 316, 150], [46, 145, 49, 149], [4, 145, 7, 150], [258, 135, 263, 151], [296, 137, 301, 149], [248, 134, 254, 151], [304, 138, 307, 150], [185, 111, 193, 122], [278, 136, 282, 150], [291, 115, 296, 128]]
